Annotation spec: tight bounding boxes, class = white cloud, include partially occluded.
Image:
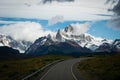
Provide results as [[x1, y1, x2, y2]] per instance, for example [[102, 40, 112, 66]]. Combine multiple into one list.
[[40, 0, 74, 4], [0, 0, 116, 21], [107, 17, 120, 30], [106, 0, 120, 30], [48, 15, 64, 26], [0, 20, 22, 24], [0, 22, 55, 42], [70, 22, 91, 35]]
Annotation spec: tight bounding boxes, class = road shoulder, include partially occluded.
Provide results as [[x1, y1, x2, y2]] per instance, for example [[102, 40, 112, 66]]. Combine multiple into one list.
[[73, 62, 85, 80]]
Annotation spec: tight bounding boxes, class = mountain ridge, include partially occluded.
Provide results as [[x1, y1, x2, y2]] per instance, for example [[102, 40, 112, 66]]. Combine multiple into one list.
[[26, 25, 119, 55]]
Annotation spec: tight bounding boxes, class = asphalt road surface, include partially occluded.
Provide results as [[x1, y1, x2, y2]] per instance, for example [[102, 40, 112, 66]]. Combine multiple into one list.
[[40, 58, 87, 80]]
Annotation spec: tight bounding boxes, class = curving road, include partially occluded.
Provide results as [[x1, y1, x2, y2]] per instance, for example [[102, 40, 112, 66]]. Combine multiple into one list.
[[40, 58, 88, 80]]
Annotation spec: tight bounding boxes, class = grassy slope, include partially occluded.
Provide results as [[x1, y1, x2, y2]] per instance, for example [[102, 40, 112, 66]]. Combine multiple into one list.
[[0, 55, 73, 80], [78, 54, 120, 80]]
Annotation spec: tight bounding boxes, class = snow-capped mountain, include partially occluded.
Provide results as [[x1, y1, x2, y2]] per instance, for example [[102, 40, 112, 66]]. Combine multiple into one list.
[[0, 34, 32, 53], [55, 25, 112, 51], [26, 24, 116, 55]]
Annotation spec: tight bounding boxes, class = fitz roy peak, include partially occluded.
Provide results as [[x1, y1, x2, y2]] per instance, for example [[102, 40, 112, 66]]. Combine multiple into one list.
[[26, 25, 119, 55]]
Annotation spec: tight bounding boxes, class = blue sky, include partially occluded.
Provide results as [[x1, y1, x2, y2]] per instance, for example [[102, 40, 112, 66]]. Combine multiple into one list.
[[0, 0, 119, 41], [0, 17, 120, 40]]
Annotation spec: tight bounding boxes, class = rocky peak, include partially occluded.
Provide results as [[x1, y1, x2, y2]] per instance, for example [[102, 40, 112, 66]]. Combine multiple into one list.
[[0, 34, 10, 47], [113, 39, 120, 45], [56, 29, 64, 41], [112, 39, 120, 52], [64, 25, 73, 33]]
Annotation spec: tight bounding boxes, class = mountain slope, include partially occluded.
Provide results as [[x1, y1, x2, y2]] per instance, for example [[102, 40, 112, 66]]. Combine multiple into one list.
[[0, 46, 20, 60], [26, 37, 92, 55]]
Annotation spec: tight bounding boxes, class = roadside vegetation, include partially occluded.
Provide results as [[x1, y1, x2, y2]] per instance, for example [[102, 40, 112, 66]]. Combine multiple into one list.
[[78, 53, 120, 80], [0, 55, 73, 80]]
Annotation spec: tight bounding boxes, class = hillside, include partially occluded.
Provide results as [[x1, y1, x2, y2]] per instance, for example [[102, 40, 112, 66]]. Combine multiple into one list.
[[0, 46, 20, 60], [78, 54, 120, 80]]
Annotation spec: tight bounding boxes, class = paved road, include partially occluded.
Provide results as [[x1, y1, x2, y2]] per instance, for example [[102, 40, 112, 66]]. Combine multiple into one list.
[[40, 58, 87, 80]]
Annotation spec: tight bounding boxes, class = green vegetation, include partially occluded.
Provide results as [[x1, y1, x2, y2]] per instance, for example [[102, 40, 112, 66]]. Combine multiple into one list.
[[0, 55, 73, 80], [78, 54, 120, 80]]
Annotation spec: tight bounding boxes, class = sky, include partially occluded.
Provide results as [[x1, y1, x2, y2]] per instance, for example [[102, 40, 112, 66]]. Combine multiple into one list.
[[0, 0, 120, 42]]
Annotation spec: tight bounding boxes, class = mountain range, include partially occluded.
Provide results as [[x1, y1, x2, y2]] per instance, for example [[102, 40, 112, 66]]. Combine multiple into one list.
[[25, 25, 120, 56], [0, 24, 120, 56]]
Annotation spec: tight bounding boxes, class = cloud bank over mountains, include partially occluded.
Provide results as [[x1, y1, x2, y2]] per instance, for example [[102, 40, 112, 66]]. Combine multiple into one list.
[[0, 21, 92, 42], [0, 22, 55, 42], [70, 22, 91, 35]]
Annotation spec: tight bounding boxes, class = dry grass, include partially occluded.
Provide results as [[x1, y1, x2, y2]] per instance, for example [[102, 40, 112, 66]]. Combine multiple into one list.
[[78, 54, 120, 80], [0, 55, 72, 80]]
